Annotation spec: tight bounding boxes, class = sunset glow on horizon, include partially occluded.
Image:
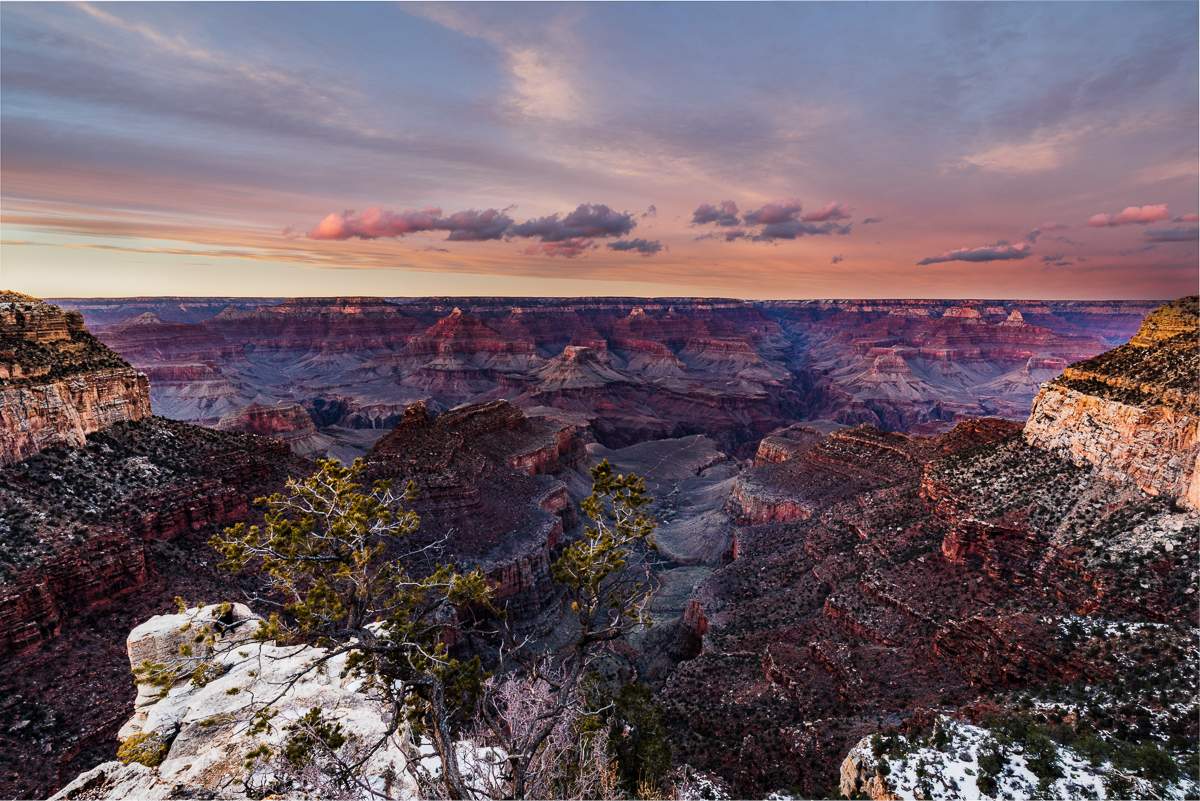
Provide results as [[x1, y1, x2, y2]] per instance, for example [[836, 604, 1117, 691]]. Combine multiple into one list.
[[2, 2, 1197, 300]]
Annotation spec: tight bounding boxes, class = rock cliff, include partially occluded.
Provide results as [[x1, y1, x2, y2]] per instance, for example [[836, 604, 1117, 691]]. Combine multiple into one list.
[[1, 292, 152, 465], [1025, 296, 1199, 508], [361, 400, 585, 620], [215, 401, 333, 458], [0, 416, 314, 797], [55, 296, 1157, 451]]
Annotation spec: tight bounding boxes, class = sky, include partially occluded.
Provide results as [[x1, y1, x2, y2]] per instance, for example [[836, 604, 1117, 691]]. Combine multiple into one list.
[[1, 1, 1197, 300]]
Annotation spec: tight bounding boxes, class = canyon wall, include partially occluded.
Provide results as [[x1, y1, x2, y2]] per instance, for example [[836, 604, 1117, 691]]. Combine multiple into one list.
[[1, 292, 152, 465], [659, 384, 1196, 797], [1024, 296, 1199, 508], [54, 296, 1160, 454]]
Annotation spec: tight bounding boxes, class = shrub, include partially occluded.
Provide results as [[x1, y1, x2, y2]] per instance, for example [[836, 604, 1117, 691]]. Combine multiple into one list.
[[116, 728, 174, 767]]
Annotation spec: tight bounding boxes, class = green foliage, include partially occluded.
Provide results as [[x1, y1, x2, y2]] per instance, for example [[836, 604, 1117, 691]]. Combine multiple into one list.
[[212, 458, 495, 798], [116, 729, 173, 767], [1074, 733, 1110, 767], [190, 660, 229, 688], [1022, 728, 1063, 789], [931, 719, 952, 751], [282, 707, 348, 768], [977, 738, 1005, 791], [1110, 740, 1181, 785], [553, 460, 658, 637], [605, 683, 673, 795]]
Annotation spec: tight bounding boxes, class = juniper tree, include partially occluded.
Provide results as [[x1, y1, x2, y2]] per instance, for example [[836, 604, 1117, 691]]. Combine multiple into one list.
[[471, 459, 661, 800], [210, 458, 493, 799], [210, 457, 662, 800]]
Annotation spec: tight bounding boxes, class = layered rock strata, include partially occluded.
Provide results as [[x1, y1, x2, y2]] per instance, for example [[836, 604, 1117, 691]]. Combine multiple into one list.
[[0, 417, 312, 659], [216, 401, 333, 457], [361, 400, 585, 619], [1025, 296, 1199, 508], [1, 292, 151, 465], [55, 296, 1156, 449]]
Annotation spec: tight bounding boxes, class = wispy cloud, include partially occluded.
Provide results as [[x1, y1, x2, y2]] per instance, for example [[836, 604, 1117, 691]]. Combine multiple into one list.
[[1143, 227, 1198, 242], [606, 238, 663, 256], [958, 126, 1089, 173], [523, 237, 594, 258], [917, 242, 1031, 265], [802, 201, 854, 222]]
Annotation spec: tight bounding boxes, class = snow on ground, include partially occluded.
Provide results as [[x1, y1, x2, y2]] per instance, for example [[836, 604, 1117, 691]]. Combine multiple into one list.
[[845, 716, 1198, 801]]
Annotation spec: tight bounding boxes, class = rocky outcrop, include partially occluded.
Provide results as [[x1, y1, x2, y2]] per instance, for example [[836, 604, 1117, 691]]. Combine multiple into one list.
[[728, 477, 816, 525], [728, 423, 976, 525], [51, 606, 417, 801], [362, 400, 585, 619], [752, 425, 827, 466], [839, 739, 898, 800], [216, 401, 315, 439], [1, 292, 152, 465], [216, 401, 333, 458], [1025, 296, 1199, 508], [671, 599, 710, 660]]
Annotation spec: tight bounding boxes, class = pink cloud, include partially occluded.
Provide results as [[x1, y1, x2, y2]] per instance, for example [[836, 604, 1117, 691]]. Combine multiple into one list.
[[803, 201, 854, 222], [1174, 213, 1199, 222], [1086, 204, 1171, 227], [307, 205, 445, 239], [743, 198, 804, 225], [523, 237, 594, 258], [692, 200, 740, 226]]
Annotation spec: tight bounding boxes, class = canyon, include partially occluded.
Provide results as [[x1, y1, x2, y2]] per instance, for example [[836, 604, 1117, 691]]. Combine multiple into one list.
[[59, 296, 1160, 459], [0, 299, 584, 797], [651, 298, 1198, 797], [3, 293, 1195, 799]]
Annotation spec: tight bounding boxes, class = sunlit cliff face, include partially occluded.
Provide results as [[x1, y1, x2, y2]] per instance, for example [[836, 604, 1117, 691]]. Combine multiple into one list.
[[2, 2, 1197, 299]]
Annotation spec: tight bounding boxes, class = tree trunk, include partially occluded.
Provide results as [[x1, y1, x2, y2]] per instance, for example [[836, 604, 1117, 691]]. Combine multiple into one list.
[[429, 681, 473, 800]]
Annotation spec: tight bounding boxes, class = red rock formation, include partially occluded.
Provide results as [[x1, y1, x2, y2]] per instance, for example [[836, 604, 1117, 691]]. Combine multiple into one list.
[[204, 296, 421, 353], [672, 599, 710, 659], [1, 292, 152, 466], [213, 401, 335, 457], [0, 531, 151, 660], [93, 313, 243, 364], [1025, 296, 1199, 508], [362, 400, 585, 618], [217, 401, 315, 439], [51, 295, 1160, 452]]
